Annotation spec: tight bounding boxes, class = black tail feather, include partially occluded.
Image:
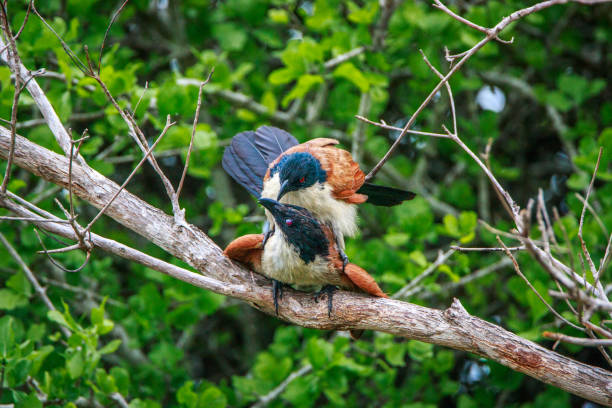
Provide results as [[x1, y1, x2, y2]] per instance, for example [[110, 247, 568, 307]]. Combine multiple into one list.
[[254, 126, 298, 163], [357, 183, 416, 207], [222, 127, 299, 197]]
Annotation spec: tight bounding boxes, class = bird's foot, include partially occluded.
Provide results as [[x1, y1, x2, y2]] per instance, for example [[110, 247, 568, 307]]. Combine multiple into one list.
[[314, 285, 337, 318], [337, 246, 349, 274], [272, 279, 284, 315]]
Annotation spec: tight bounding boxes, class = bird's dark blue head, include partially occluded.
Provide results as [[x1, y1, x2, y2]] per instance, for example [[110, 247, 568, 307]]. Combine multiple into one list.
[[258, 198, 329, 264], [269, 152, 327, 201]]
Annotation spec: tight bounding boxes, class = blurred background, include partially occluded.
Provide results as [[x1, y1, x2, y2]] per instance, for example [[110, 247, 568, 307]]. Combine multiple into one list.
[[0, 0, 611, 406]]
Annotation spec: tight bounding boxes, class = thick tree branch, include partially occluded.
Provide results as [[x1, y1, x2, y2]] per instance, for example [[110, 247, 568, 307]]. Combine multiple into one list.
[[1, 127, 612, 405]]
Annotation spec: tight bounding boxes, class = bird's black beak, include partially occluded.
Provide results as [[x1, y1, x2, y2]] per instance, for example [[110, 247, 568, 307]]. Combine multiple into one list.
[[277, 179, 289, 201], [258, 197, 282, 216]]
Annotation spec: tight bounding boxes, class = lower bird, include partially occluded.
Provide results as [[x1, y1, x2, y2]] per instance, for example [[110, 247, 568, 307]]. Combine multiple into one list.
[[224, 198, 387, 333]]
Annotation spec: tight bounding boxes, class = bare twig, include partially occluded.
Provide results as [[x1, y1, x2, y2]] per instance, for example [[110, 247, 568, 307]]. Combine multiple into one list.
[[177, 69, 213, 200], [578, 148, 605, 298], [355, 115, 450, 138], [98, 0, 130, 75], [432, 0, 514, 44], [498, 236, 583, 331], [543, 331, 612, 347], [451, 245, 525, 252], [575, 193, 609, 237], [85, 116, 174, 231], [251, 365, 313, 408], [419, 49, 457, 135], [323, 47, 366, 69], [0, 232, 71, 337], [393, 249, 456, 299]]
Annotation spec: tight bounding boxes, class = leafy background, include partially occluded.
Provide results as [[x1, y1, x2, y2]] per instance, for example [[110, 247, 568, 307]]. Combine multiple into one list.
[[0, 0, 611, 406]]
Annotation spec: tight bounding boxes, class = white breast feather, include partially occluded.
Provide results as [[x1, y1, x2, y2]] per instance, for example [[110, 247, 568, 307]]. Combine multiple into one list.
[[261, 174, 358, 248], [260, 233, 342, 286]]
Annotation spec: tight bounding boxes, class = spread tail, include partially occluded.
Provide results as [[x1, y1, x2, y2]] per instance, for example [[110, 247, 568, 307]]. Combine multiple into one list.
[[356, 183, 416, 207], [222, 126, 299, 197]]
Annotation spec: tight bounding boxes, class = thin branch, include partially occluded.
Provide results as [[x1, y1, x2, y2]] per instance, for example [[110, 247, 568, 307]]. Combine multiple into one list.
[[323, 47, 366, 69], [432, 0, 514, 44], [355, 115, 450, 138], [251, 365, 313, 408], [176, 69, 214, 200], [419, 258, 513, 299], [543, 331, 612, 347], [85, 116, 174, 232], [578, 148, 604, 297], [497, 236, 583, 331], [419, 49, 457, 135], [393, 249, 456, 299], [0, 232, 71, 337], [575, 192, 609, 237], [451, 245, 525, 252], [98, 0, 130, 75]]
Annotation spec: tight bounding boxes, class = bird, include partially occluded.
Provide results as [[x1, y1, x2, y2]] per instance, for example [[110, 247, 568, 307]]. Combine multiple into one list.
[[222, 126, 415, 261], [224, 198, 388, 327]]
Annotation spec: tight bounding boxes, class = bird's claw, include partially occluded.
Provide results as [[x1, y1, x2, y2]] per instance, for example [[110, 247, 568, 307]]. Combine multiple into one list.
[[336, 237, 349, 274], [272, 280, 284, 315], [314, 285, 337, 318], [339, 248, 349, 274]]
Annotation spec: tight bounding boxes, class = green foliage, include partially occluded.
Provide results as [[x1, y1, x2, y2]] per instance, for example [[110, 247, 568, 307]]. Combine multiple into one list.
[[0, 0, 610, 406]]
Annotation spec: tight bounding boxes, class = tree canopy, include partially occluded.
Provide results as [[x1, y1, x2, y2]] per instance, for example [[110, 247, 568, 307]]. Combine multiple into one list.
[[0, 0, 612, 407]]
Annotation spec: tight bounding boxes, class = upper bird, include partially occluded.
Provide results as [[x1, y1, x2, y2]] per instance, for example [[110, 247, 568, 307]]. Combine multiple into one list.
[[222, 126, 415, 250]]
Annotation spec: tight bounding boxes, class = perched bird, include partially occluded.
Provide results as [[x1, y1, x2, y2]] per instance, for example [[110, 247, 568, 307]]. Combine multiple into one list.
[[224, 198, 388, 321], [222, 126, 415, 255]]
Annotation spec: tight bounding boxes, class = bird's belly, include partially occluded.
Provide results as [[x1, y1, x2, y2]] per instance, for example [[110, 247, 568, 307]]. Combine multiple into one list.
[[261, 175, 358, 246], [261, 235, 342, 286]]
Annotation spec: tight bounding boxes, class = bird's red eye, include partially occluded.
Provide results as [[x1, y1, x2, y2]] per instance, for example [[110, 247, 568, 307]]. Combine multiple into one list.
[[299, 177, 305, 183], [285, 219, 293, 226]]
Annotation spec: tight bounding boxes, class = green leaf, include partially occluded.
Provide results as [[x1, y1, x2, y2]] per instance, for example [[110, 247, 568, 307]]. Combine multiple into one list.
[[67, 350, 84, 379], [17, 393, 42, 408], [269, 68, 297, 85], [26, 345, 54, 375], [307, 338, 333, 370], [384, 343, 406, 366], [268, 9, 289, 24], [99, 339, 122, 355], [0, 289, 28, 310], [177, 381, 198, 408], [333, 62, 369, 93], [347, 1, 379, 24], [96, 368, 118, 395], [0, 315, 15, 357], [212, 23, 247, 51], [198, 386, 227, 408], [110, 367, 131, 396], [281, 74, 324, 107], [442, 214, 460, 237], [407, 341, 433, 362], [90, 298, 107, 326]]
